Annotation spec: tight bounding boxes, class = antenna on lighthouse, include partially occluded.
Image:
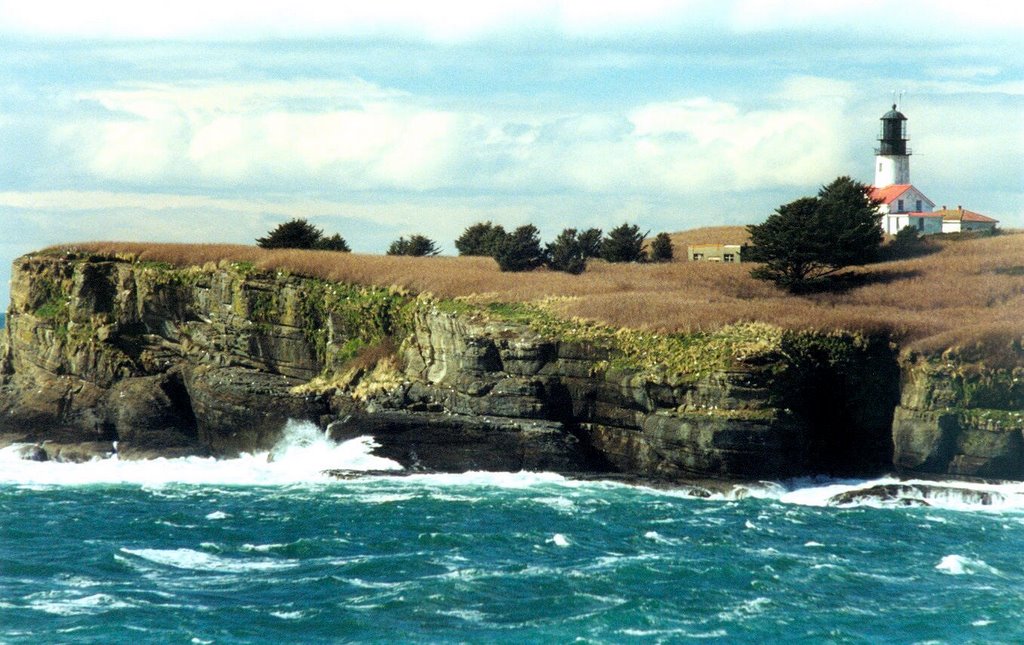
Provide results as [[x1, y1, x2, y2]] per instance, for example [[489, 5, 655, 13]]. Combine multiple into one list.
[[897, 90, 905, 110]]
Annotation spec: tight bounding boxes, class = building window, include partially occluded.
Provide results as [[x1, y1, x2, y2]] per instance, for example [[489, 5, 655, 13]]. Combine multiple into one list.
[[917, 218, 924, 231], [916, 199, 922, 211], [897, 199, 904, 212], [878, 163, 883, 172], [692, 253, 703, 261], [723, 253, 735, 263]]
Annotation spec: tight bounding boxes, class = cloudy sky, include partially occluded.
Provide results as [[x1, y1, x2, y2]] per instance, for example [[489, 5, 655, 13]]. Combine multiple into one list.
[[1, 1, 1022, 305]]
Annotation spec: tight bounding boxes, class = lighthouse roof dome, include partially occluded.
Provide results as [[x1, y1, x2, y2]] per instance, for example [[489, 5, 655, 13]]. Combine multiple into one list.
[[882, 104, 907, 120]]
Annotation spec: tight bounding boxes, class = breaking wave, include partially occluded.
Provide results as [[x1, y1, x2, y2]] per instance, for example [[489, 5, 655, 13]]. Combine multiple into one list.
[[0, 420, 401, 487]]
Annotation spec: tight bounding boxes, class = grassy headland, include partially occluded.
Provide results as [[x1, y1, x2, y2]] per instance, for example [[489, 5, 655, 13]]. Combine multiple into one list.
[[43, 227, 1024, 360]]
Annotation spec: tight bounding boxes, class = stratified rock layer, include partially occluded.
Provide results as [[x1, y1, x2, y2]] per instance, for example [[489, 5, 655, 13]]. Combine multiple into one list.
[[892, 353, 1024, 479], [1, 251, 1020, 480]]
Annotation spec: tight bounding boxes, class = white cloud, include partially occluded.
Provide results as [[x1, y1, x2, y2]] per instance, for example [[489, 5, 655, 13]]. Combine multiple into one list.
[[728, 0, 1024, 36], [927, 66, 1002, 81], [51, 77, 861, 197], [2, 0, 1020, 41]]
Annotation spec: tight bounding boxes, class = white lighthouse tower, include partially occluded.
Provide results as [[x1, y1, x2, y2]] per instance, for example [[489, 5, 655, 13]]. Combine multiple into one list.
[[869, 103, 938, 234], [874, 104, 910, 186]]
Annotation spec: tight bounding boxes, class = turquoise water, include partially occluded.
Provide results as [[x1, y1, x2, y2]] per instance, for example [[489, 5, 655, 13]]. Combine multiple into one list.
[[3, 424, 1024, 644]]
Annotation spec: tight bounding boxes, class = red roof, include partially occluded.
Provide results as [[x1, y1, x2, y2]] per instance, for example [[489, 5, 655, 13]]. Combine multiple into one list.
[[869, 184, 914, 204], [934, 207, 999, 223]]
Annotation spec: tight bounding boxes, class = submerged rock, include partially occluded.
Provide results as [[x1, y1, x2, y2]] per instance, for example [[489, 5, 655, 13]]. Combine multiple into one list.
[[12, 443, 48, 462], [828, 482, 1005, 507], [40, 441, 116, 463]]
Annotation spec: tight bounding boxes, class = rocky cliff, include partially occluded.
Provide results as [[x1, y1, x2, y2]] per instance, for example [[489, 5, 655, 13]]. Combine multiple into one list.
[[1, 251, 1020, 481], [892, 351, 1024, 479]]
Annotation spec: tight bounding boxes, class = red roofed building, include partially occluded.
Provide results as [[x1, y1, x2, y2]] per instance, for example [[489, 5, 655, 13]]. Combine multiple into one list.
[[936, 206, 1000, 233], [869, 183, 939, 235]]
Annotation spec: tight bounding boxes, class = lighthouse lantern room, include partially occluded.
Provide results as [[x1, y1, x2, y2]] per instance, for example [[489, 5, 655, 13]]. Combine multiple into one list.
[[874, 104, 911, 186]]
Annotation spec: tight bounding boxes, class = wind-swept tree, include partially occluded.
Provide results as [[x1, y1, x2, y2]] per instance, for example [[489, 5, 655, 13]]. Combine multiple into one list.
[[455, 222, 508, 257], [256, 218, 350, 252], [494, 225, 545, 272], [257, 218, 324, 249], [387, 234, 440, 257], [747, 176, 882, 291], [318, 233, 351, 252], [601, 223, 648, 263], [578, 228, 604, 259], [546, 228, 588, 274], [649, 232, 674, 263]]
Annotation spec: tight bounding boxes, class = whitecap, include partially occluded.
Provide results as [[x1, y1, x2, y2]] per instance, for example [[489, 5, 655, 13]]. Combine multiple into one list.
[[355, 493, 416, 504], [717, 596, 771, 622], [804, 541, 825, 547], [241, 543, 289, 553], [270, 610, 305, 620], [621, 628, 728, 639], [28, 591, 135, 616], [57, 575, 104, 588], [935, 554, 1000, 576], [205, 511, 229, 520], [533, 496, 577, 513], [396, 470, 569, 489], [120, 547, 298, 573], [547, 533, 570, 547], [439, 608, 487, 623], [643, 530, 678, 545]]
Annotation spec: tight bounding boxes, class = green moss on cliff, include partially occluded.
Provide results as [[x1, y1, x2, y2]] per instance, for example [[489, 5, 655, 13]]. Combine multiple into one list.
[[294, 279, 414, 372], [474, 300, 785, 382]]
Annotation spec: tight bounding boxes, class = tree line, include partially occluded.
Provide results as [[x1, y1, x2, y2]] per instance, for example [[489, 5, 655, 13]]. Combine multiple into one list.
[[256, 218, 674, 274], [256, 175, 886, 290]]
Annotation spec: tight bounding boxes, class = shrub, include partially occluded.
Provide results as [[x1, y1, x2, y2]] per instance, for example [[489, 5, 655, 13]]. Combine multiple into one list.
[[455, 222, 508, 257], [649, 232, 674, 262], [257, 218, 324, 249], [257, 218, 350, 252], [546, 229, 588, 274], [494, 225, 546, 272], [387, 235, 440, 257], [602, 223, 648, 263], [318, 233, 351, 252]]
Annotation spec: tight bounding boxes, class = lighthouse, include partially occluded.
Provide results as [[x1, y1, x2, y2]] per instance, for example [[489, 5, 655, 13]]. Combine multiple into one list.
[[869, 103, 938, 234], [874, 104, 910, 186], [868, 103, 997, 235]]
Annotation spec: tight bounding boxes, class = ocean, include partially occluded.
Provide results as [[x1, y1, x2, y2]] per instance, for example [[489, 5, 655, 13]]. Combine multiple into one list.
[[3, 422, 1024, 644]]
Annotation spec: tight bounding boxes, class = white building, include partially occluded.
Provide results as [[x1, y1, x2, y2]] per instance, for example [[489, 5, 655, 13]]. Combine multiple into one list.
[[870, 183, 940, 235], [937, 206, 999, 233]]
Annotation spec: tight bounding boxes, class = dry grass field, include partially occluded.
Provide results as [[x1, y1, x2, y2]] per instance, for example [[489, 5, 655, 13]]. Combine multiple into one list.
[[60, 228, 1024, 355]]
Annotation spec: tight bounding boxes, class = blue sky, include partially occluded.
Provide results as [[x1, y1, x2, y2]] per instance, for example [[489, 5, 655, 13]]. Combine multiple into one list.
[[1, 1, 1022, 305]]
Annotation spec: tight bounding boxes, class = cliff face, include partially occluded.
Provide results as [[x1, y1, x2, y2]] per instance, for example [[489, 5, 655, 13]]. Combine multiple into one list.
[[379, 307, 899, 479], [893, 353, 1024, 479], [1, 252, 1020, 481]]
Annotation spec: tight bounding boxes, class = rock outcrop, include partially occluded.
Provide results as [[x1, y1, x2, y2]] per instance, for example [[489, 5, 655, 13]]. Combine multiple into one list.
[[1, 251, 1021, 481], [893, 352, 1024, 479]]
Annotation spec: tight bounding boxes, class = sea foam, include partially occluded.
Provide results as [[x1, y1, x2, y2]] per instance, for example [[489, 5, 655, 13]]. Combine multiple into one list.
[[119, 547, 298, 573], [0, 420, 401, 487], [935, 554, 1001, 576]]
